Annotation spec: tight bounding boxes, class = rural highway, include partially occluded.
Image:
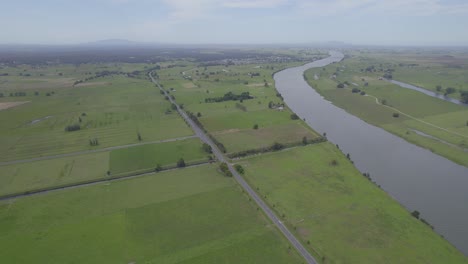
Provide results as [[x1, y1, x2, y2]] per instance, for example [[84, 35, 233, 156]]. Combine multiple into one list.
[[0, 135, 197, 166], [149, 72, 318, 264]]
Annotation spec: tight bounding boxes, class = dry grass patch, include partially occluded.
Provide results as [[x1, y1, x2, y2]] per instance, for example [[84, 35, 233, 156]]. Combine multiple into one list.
[[0, 101, 30, 111]]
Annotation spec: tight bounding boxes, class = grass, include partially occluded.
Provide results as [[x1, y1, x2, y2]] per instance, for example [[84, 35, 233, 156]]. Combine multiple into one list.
[[238, 143, 468, 263], [0, 165, 303, 264], [0, 152, 109, 197], [109, 138, 209, 174], [214, 122, 319, 153]]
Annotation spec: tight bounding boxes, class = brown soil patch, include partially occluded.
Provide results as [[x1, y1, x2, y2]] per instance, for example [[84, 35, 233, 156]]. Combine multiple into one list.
[[0, 101, 30, 111]]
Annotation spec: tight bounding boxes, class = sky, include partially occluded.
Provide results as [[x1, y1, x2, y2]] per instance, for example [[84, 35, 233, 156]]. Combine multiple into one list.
[[1, 0, 468, 46]]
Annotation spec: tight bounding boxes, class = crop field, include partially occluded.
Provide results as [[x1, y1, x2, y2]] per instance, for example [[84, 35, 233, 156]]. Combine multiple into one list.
[[0, 165, 303, 264], [0, 75, 193, 161], [109, 138, 209, 174], [157, 61, 321, 153], [304, 52, 468, 166], [237, 143, 468, 263]]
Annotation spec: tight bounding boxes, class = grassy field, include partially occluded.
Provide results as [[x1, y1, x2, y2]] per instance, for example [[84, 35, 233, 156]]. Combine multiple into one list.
[[0, 152, 109, 197], [237, 143, 468, 263], [109, 138, 209, 174], [0, 75, 193, 161], [304, 52, 468, 166], [0, 165, 303, 264], [214, 122, 319, 153], [157, 60, 321, 154]]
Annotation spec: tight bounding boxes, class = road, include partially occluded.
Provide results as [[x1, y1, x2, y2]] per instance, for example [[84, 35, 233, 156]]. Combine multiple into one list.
[[149, 72, 318, 264], [0, 135, 197, 166]]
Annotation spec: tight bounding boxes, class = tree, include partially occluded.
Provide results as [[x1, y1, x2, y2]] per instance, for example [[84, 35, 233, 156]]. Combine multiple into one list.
[[302, 136, 308, 145], [436, 85, 442, 92], [234, 164, 244, 174], [137, 132, 142, 141], [197, 112, 202, 117], [445, 87, 456, 95], [393, 113, 400, 118], [253, 124, 259, 129], [177, 158, 186, 168], [337, 83, 344, 88], [202, 143, 212, 153], [219, 162, 232, 177], [290, 113, 299, 120], [460, 90, 468, 104]]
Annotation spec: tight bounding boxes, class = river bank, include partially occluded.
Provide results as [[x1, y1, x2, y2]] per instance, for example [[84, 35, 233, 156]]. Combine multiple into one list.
[[274, 51, 468, 255]]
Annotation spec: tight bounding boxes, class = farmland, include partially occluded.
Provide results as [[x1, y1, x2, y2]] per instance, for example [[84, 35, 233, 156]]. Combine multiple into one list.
[[237, 143, 468, 263], [156, 58, 322, 154], [1, 46, 467, 263], [0, 165, 303, 263]]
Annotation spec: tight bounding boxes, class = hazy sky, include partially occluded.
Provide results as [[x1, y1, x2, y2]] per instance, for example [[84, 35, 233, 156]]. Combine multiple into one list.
[[2, 0, 468, 46]]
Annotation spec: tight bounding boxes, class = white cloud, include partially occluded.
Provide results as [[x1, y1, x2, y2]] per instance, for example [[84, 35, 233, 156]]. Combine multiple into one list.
[[294, 0, 468, 16]]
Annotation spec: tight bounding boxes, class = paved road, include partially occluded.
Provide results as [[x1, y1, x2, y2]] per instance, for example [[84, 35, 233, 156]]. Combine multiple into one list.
[[150, 72, 318, 264], [0, 135, 197, 167]]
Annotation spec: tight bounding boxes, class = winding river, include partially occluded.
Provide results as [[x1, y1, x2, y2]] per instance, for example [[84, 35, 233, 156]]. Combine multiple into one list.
[[274, 51, 468, 255]]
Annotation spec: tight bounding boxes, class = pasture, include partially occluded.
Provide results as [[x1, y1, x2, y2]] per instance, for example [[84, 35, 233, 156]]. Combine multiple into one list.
[[238, 143, 468, 263], [109, 138, 209, 174], [0, 165, 303, 263], [0, 75, 193, 161]]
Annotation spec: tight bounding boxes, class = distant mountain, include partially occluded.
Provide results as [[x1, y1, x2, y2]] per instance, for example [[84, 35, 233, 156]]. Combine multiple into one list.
[[80, 39, 156, 47]]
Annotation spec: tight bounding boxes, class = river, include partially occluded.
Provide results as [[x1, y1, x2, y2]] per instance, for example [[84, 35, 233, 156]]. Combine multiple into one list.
[[389, 79, 466, 106], [274, 51, 468, 255]]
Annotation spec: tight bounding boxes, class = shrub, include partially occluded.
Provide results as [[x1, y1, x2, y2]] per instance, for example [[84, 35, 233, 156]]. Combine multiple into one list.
[[177, 158, 186, 168], [393, 113, 400, 118], [65, 124, 81, 132], [219, 163, 232, 177], [253, 124, 259, 130], [290, 113, 299, 120], [337, 83, 344, 88], [234, 164, 244, 174]]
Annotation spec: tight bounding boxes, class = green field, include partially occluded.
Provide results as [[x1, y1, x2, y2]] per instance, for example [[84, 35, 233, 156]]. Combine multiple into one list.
[[304, 51, 468, 166], [0, 165, 303, 263], [0, 152, 108, 197], [109, 138, 209, 174], [157, 61, 320, 154], [0, 75, 193, 161], [214, 122, 319, 153], [237, 143, 468, 263]]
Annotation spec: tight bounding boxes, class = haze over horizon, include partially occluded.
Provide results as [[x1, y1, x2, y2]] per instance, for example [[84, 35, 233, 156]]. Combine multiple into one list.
[[2, 0, 468, 46]]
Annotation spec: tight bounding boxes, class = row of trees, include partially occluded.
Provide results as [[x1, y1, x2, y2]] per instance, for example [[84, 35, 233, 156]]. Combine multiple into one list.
[[205, 91, 253, 103]]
